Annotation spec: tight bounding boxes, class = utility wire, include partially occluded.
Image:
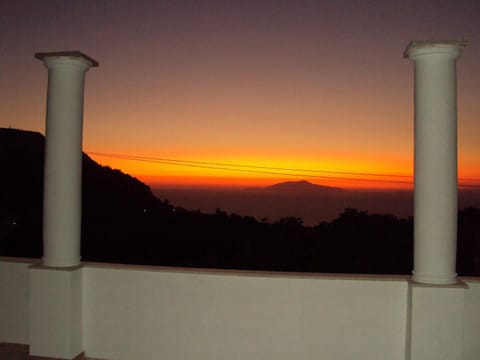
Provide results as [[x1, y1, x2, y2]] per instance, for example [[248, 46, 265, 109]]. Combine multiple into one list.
[[86, 151, 480, 186], [87, 152, 412, 185], [88, 152, 411, 178], [100, 155, 412, 184]]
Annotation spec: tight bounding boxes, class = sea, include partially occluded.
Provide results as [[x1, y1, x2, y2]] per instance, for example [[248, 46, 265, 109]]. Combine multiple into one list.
[[152, 187, 480, 226]]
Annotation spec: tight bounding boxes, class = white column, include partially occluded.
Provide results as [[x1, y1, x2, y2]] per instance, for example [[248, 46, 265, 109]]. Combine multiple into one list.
[[404, 40, 466, 284], [36, 52, 98, 267]]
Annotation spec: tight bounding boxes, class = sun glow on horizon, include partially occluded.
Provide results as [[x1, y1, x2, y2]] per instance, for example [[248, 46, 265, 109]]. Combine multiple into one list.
[[87, 150, 480, 191], [87, 151, 417, 190]]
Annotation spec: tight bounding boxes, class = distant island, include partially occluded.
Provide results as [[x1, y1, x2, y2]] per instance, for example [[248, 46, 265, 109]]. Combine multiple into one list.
[[263, 180, 343, 194]]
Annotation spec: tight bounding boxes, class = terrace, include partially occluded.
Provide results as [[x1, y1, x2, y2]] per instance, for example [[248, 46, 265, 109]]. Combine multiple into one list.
[[1, 41, 480, 360]]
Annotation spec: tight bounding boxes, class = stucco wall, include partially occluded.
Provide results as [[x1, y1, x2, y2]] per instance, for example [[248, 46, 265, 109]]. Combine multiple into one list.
[[0, 258, 33, 345], [83, 264, 409, 360], [3, 258, 480, 360], [462, 279, 480, 360]]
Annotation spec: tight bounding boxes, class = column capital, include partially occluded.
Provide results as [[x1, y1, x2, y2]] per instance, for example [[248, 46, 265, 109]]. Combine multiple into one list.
[[35, 51, 99, 68], [404, 40, 467, 60]]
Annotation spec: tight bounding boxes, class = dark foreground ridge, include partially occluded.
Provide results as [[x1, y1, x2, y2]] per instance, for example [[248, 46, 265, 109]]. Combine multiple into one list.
[[1, 128, 479, 275]]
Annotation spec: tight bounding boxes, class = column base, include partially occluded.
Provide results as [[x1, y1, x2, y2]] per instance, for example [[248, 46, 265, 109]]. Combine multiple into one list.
[[412, 270, 458, 285], [42, 256, 82, 268], [407, 280, 467, 360], [29, 265, 83, 359]]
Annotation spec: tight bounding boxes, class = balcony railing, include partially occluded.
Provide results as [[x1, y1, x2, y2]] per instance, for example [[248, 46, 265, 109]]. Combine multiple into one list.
[[2, 257, 480, 360]]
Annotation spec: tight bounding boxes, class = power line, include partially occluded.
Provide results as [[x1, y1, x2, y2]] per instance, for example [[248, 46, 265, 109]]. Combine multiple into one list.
[[88, 152, 411, 178], [87, 151, 413, 185], [86, 151, 480, 186], [114, 156, 411, 183]]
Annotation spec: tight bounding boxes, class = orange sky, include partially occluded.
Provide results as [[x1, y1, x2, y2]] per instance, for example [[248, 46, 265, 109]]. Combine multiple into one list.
[[2, 1, 480, 190], [87, 151, 414, 189]]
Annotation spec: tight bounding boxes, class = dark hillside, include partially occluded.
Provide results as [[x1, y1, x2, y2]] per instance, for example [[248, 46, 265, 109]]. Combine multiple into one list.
[[0, 128, 173, 260], [1, 128, 44, 257]]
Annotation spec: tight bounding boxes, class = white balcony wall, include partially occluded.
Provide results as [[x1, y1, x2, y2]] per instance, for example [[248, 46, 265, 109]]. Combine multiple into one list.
[[462, 280, 480, 359], [0, 258, 31, 345], [2, 257, 480, 359], [83, 264, 409, 360]]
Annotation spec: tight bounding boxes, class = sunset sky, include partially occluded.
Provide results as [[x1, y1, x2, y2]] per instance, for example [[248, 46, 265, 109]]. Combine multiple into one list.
[[1, 0, 479, 189]]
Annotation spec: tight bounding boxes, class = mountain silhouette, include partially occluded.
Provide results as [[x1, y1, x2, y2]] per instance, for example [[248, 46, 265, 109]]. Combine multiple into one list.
[[0, 127, 173, 260], [0, 127, 161, 208], [264, 180, 343, 194]]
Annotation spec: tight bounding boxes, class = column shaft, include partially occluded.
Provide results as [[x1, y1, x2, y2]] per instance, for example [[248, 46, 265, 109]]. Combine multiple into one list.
[[37, 52, 98, 267], [405, 41, 466, 284]]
